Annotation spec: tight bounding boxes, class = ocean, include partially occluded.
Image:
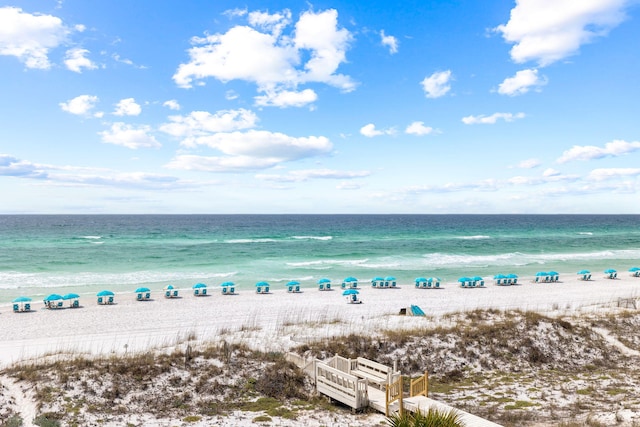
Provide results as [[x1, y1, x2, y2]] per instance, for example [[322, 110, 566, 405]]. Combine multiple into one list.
[[0, 215, 639, 303]]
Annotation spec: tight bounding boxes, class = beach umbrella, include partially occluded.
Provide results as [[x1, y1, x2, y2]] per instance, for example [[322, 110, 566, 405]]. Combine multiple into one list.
[[372, 276, 384, 282], [428, 277, 441, 282], [415, 277, 428, 283], [344, 276, 358, 282], [286, 280, 300, 286], [472, 276, 483, 281], [62, 293, 80, 300], [506, 274, 518, 279], [97, 290, 114, 297], [577, 270, 590, 275], [547, 271, 559, 276], [44, 294, 63, 301], [12, 296, 32, 303], [629, 267, 640, 272], [385, 276, 396, 281], [135, 287, 150, 293], [535, 272, 548, 276], [342, 289, 359, 296], [193, 283, 207, 289], [458, 277, 471, 283], [255, 281, 269, 287], [164, 285, 174, 289], [604, 269, 617, 274], [318, 278, 331, 284], [493, 274, 506, 279], [221, 281, 235, 287]]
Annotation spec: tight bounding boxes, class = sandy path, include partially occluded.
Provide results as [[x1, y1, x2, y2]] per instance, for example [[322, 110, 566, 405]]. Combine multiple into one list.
[[0, 375, 37, 426]]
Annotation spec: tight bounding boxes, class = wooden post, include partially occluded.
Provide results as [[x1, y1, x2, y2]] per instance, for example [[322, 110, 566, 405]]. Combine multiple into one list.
[[385, 385, 390, 417], [425, 370, 429, 396], [398, 376, 404, 417]]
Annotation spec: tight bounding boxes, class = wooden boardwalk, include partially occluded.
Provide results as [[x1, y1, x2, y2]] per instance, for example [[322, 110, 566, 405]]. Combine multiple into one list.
[[287, 353, 503, 427]]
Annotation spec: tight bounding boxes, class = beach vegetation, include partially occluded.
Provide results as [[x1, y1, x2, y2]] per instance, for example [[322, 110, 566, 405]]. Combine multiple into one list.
[[386, 408, 463, 427], [1, 415, 23, 427]]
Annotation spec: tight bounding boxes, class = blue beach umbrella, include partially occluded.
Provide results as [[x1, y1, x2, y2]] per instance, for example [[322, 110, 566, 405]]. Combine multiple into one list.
[[629, 267, 640, 272], [286, 280, 300, 286], [318, 278, 331, 284], [44, 294, 63, 301], [472, 276, 484, 281], [372, 276, 384, 282], [135, 287, 150, 293], [12, 296, 32, 303], [62, 293, 80, 300], [97, 290, 114, 297], [193, 283, 207, 289], [535, 272, 548, 277], [165, 285, 175, 289], [577, 270, 590, 275], [255, 281, 269, 287], [221, 281, 235, 287], [415, 277, 428, 283], [458, 277, 471, 283], [428, 277, 441, 282], [385, 276, 396, 281], [342, 289, 359, 296], [493, 274, 506, 279], [604, 269, 617, 274], [548, 271, 559, 276], [506, 274, 518, 278]]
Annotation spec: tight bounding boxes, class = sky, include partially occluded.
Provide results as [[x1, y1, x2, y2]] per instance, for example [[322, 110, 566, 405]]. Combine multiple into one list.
[[1, 0, 639, 214]]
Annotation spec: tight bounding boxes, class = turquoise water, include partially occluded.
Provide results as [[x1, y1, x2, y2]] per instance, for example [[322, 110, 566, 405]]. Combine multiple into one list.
[[0, 215, 639, 303]]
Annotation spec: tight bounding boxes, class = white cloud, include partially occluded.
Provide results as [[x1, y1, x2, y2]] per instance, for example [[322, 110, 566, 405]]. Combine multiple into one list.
[[360, 123, 394, 137], [59, 94, 100, 116], [256, 168, 370, 182], [64, 47, 97, 73], [462, 112, 525, 125], [0, 154, 46, 178], [380, 30, 398, 54], [163, 100, 181, 111], [421, 70, 452, 98], [160, 109, 258, 141], [517, 158, 541, 169], [173, 9, 354, 106], [542, 168, 561, 177], [498, 68, 547, 96], [557, 139, 640, 163], [166, 130, 333, 172], [248, 9, 291, 36], [100, 122, 160, 149], [588, 168, 640, 181], [113, 98, 142, 116], [0, 6, 71, 69], [495, 0, 629, 66], [254, 88, 318, 108], [405, 121, 434, 136]]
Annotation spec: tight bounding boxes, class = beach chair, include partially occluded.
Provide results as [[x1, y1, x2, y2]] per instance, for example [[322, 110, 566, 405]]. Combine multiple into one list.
[[137, 293, 143, 300], [478, 280, 485, 287], [108, 296, 114, 304], [513, 278, 518, 285], [24, 303, 30, 311], [326, 282, 331, 290], [71, 300, 79, 308], [390, 280, 397, 288], [165, 290, 171, 298], [97, 296, 103, 304], [222, 287, 229, 295], [13, 304, 19, 312], [434, 281, 440, 288], [319, 283, 325, 290], [348, 294, 362, 304]]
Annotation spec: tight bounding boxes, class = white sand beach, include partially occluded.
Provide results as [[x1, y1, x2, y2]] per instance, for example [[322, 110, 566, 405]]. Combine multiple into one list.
[[1, 272, 639, 368], [2, 272, 640, 427]]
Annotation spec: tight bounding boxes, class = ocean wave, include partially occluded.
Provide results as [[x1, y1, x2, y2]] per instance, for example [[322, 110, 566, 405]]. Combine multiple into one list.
[[224, 238, 277, 244], [578, 232, 593, 236], [79, 235, 102, 239], [286, 259, 369, 268], [455, 235, 491, 240], [291, 235, 333, 241]]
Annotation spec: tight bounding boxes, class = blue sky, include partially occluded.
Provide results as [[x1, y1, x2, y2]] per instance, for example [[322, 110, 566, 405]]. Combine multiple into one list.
[[1, 0, 639, 213]]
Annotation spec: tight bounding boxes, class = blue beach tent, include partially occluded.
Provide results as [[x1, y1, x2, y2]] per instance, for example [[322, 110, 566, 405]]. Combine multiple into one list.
[[44, 293, 64, 309], [317, 278, 331, 290], [192, 283, 207, 296], [286, 280, 301, 293], [97, 290, 115, 304], [135, 287, 151, 300], [256, 281, 270, 294], [221, 281, 236, 295], [63, 293, 80, 308]]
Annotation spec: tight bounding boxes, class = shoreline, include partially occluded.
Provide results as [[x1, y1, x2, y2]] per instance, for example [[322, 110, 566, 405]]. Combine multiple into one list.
[[1, 270, 639, 368]]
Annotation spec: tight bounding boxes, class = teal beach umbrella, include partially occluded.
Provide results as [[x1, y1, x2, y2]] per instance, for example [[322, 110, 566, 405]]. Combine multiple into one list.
[[342, 289, 359, 296], [97, 290, 114, 297], [13, 296, 32, 303]]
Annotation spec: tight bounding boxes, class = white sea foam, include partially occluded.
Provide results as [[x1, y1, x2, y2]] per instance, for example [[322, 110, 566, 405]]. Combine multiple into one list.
[[225, 238, 277, 244], [80, 235, 102, 239], [291, 235, 333, 241], [456, 235, 491, 240], [286, 259, 369, 267], [578, 232, 593, 236]]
